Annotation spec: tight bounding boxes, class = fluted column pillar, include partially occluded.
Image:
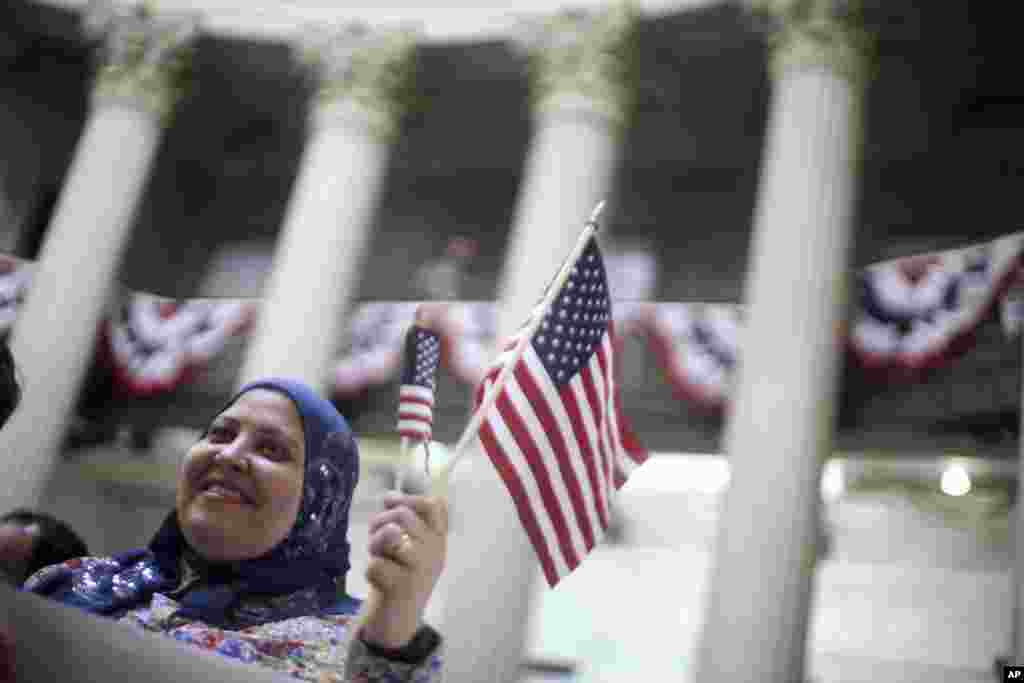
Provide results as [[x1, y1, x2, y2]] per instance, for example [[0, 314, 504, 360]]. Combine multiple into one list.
[[0, 3, 195, 510], [436, 8, 637, 682], [1013, 351, 1024, 665], [236, 25, 416, 391], [695, 2, 870, 682]]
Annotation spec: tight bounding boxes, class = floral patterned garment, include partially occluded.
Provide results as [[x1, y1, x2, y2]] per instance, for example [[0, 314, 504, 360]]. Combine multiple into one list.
[[24, 559, 443, 683]]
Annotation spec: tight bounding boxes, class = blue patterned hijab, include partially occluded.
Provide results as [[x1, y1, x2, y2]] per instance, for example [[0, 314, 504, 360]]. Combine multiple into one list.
[[25, 378, 361, 627]]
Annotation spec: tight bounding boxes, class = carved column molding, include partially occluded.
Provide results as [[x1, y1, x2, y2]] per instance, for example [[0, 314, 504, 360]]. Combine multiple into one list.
[[85, 0, 198, 122], [296, 23, 417, 141], [753, 0, 870, 81], [754, 0, 873, 155], [517, 4, 638, 130]]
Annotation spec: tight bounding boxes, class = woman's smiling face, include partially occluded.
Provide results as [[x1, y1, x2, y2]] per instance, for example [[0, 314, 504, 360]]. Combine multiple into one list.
[[176, 389, 306, 562]]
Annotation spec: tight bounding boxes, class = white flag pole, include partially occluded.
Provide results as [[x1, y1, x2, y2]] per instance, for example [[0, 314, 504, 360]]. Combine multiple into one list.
[[431, 200, 606, 497], [395, 436, 412, 493]]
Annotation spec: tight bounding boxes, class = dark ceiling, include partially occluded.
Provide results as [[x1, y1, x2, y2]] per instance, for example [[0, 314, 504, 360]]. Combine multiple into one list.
[[2, 1, 1021, 303], [2, 1, 1023, 455]]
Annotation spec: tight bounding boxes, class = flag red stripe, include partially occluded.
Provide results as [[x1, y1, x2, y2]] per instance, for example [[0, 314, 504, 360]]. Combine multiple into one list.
[[613, 466, 627, 489], [398, 395, 434, 407], [479, 420, 560, 587], [514, 362, 596, 552], [495, 387, 581, 572], [474, 378, 486, 407], [594, 342, 621, 492], [559, 380, 610, 531], [475, 365, 502, 407], [614, 387, 645, 463], [579, 362, 612, 494], [604, 321, 642, 463], [395, 411, 432, 421]]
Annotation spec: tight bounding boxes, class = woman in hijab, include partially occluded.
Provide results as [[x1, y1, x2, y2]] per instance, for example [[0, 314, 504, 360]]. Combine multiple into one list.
[[19, 378, 447, 682]]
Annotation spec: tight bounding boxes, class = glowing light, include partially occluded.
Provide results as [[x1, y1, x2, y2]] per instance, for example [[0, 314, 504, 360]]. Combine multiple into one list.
[[940, 464, 971, 497], [821, 461, 845, 502]]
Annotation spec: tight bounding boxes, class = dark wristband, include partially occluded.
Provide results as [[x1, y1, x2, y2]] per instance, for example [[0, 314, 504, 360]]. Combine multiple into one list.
[[360, 624, 440, 665]]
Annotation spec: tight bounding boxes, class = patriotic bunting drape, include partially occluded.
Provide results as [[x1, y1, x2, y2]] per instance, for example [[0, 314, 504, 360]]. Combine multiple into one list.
[[333, 302, 420, 398], [2, 230, 1023, 402], [0, 255, 32, 334], [640, 302, 740, 410], [328, 234, 1024, 408], [104, 293, 257, 395], [850, 234, 1024, 374], [2, 253, 256, 395]]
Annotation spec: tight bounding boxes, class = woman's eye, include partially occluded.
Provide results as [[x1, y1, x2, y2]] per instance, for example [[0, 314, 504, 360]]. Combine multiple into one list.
[[257, 442, 284, 460], [207, 427, 232, 443]]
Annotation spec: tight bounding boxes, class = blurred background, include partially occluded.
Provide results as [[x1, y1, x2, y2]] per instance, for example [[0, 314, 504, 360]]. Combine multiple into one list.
[[1, 0, 1022, 680]]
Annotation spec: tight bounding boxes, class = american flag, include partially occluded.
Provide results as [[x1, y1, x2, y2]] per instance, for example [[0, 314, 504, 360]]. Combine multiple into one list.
[[472, 235, 648, 587], [396, 325, 441, 441]]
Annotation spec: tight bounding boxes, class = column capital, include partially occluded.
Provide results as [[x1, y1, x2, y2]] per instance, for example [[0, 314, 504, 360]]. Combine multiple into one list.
[[84, 1, 198, 123], [750, 0, 872, 85], [514, 4, 639, 129], [295, 22, 419, 142]]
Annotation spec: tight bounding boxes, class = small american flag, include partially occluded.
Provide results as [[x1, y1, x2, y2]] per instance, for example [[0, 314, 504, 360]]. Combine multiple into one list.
[[396, 325, 441, 441], [472, 235, 647, 587]]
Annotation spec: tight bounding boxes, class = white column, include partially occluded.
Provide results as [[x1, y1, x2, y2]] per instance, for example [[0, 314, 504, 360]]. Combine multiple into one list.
[[236, 25, 416, 391], [492, 7, 636, 345], [0, 4, 195, 511], [436, 8, 637, 681], [1014, 398, 1024, 664], [695, 2, 869, 682]]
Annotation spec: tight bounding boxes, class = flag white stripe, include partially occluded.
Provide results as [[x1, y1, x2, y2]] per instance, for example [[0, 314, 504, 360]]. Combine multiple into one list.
[[602, 334, 625, 455], [601, 334, 631, 476], [397, 420, 431, 437], [485, 398, 571, 580], [503, 365, 590, 564], [587, 339, 616, 492], [399, 385, 435, 405], [601, 334, 639, 479], [397, 402, 432, 420], [522, 348, 604, 543], [568, 377, 611, 528], [605, 332, 639, 473]]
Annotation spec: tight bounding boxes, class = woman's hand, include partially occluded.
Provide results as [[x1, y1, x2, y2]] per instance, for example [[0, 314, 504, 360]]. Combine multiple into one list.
[[0, 621, 14, 683], [0, 524, 34, 567], [360, 493, 448, 649], [1, 524, 36, 682]]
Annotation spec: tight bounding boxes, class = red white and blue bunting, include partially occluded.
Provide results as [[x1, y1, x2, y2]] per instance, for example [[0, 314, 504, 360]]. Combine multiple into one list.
[[1001, 278, 1024, 338], [328, 233, 1024, 408], [850, 233, 1024, 375], [104, 293, 257, 395], [1, 231, 1023, 404], [0, 256, 252, 395], [333, 302, 420, 398], [638, 302, 740, 410], [0, 255, 33, 335]]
